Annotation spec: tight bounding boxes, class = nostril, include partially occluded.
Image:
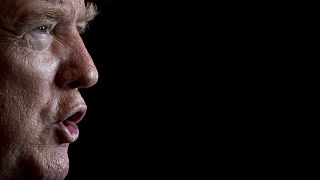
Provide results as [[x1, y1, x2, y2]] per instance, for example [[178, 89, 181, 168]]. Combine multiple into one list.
[[66, 70, 98, 89], [54, 55, 98, 89], [67, 80, 82, 89]]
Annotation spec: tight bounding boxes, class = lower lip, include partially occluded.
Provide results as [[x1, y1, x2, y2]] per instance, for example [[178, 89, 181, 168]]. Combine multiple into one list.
[[55, 121, 79, 143]]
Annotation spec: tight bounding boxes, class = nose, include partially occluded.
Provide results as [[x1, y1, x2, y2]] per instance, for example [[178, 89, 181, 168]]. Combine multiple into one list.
[[55, 32, 99, 89]]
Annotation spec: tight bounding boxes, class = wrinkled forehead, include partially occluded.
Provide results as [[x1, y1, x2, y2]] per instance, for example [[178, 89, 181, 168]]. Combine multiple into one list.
[[1, 0, 86, 19], [12, 0, 85, 6]]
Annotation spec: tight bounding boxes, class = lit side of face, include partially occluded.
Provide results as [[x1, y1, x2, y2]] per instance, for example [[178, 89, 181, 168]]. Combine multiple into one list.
[[0, 0, 98, 179]]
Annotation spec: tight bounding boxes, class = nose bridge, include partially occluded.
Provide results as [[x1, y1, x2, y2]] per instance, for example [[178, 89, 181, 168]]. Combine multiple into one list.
[[55, 32, 99, 89]]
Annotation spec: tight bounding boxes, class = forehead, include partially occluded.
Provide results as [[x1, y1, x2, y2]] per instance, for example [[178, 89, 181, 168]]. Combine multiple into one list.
[[5, 0, 86, 19]]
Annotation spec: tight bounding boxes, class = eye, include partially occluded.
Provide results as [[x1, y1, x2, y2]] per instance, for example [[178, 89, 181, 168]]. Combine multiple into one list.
[[25, 25, 55, 51], [27, 24, 54, 40], [35, 25, 52, 34]]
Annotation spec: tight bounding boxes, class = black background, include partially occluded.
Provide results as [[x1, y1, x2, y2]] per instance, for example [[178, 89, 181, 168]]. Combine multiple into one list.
[[63, 0, 268, 179], [65, 0, 195, 179], [61, 1, 306, 179], [63, 0, 278, 179]]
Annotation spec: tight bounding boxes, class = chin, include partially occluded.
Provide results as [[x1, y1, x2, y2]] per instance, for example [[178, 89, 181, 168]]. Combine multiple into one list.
[[19, 145, 70, 180], [22, 165, 69, 180]]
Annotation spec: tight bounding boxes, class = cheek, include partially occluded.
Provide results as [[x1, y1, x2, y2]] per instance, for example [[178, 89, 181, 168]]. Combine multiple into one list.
[[6, 47, 57, 94], [0, 47, 58, 141]]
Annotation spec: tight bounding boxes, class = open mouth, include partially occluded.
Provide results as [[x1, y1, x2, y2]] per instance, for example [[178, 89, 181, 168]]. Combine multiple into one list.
[[56, 109, 86, 143]]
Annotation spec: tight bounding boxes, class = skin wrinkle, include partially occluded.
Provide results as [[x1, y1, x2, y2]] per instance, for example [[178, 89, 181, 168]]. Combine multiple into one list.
[[0, 0, 99, 179], [0, 1, 96, 37]]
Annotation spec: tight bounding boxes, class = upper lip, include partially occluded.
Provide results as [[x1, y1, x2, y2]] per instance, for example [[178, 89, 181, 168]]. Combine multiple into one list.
[[59, 104, 87, 124]]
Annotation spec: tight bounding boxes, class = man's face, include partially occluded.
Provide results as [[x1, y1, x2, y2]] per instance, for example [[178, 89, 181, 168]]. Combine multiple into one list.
[[0, 0, 98, 179]]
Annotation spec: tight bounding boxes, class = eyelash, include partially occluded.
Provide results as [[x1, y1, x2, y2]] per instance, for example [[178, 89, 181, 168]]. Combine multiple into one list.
[[77, 25, 87, 34], [28, 24, 87, 39]]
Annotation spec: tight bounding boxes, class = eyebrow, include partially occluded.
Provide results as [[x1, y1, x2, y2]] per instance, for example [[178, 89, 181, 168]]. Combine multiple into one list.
[[83, 2, 98, 22]]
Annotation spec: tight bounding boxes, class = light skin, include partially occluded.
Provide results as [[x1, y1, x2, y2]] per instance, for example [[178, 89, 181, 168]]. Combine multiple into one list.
[[0, 0, 98, 179]]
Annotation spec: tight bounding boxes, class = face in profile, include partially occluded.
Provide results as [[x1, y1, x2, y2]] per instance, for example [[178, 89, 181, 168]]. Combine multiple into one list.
[[0, 0, 98, 179]]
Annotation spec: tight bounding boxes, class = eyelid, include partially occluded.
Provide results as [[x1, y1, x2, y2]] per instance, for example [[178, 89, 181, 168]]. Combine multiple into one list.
[[77, 26, 87, 34], [76, 22, 89, 34], [25, 24, 55, 40], [15, 17, 57, 35]]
